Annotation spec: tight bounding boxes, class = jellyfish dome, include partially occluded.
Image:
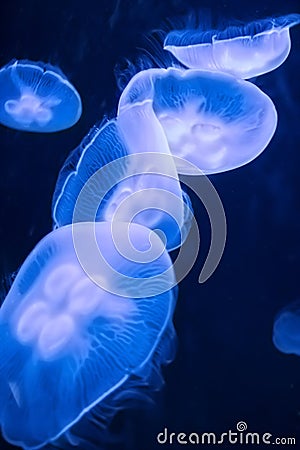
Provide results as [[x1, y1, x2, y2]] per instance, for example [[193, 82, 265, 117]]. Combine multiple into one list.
[[164, 13, 300, 79], [0, 59, 82, 132], [118, 67, 277, 175], [273, 300, 300, 356], [52, 116, 192, 251], [0, 221, 177, 449]]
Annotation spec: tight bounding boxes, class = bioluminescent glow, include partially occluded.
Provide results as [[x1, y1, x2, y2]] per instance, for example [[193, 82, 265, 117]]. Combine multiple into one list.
[[1, 8, 299, 450], [273, 300, 300, 356], [52, 116, 193, 251], [118, 67, 277, 175], [52, 119, 128, 227], [0, 221, 177, 449], [164, 13, 300, 79], [0, 60, 82, 132]]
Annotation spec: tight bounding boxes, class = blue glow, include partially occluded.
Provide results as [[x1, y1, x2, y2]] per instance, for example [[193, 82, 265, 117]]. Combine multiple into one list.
[[164, 14, 300, 79], [273, 301, 300, 356], [0, 222, 177, 449], [118, 67, 277, 174], [52, 119, 128, 227], [0, 60, 82, 132], [0, 7, 299, 450], [52, 116, 192, 251]]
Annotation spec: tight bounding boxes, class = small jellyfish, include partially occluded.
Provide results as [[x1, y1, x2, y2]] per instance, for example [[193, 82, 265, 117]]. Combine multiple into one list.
[[273, 300, 300, 356], [52, 116, 192, 251], [0, 221, 177, 449], [163, 13, 300, 79], [118, 67, 277, 175], [0, 60, 82, 132]]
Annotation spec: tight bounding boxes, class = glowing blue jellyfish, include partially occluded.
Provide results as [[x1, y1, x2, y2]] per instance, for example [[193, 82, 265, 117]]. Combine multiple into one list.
[[52, 116, 192, 251], [0, 221, 177, 449], [0, 60, 82, 132], [52, 119, 128, 226], [273, 300, 300, 356], [164, 13, 300, 79], [118, 67, 277, 175]]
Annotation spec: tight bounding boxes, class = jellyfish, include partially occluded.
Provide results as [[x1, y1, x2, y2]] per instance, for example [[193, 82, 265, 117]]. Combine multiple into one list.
[[118, 67, 277, 175], [273, 300, 300, 356], [52, 116, 193, 251], [52, 118, 129, 227], [0, 59, 82, 132], [163, 13, 300, 79], [0, 221, 177, 449]]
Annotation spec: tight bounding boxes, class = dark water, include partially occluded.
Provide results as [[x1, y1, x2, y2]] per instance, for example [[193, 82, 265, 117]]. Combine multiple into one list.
[[0, 0, 300, 449]]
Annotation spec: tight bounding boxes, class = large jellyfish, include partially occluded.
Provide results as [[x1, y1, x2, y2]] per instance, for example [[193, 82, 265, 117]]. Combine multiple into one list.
[[0, 221, 177, 449], [273, 300, 300, 356], [118, 67, 277, 175], [0, 60, 82, 132], [163, 13, 300, 79], [52, 116, 193, 251]]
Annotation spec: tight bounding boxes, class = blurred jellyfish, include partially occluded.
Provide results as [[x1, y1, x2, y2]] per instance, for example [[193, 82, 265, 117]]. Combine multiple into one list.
[[0, 59, 82, 132], [52, 117, 193, 251], [163, 13, 300, 79], [0, 221, 177, 449], [118, 67, 277, 175], [273, 300, 300, 356]]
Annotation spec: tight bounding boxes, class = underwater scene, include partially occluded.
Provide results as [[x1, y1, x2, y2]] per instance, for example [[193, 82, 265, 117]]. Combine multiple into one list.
[[0, 0, 300, 449]]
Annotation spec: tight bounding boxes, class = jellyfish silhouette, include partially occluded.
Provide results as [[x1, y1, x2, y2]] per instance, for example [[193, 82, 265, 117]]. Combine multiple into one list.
[[118, 67, 277, 175], [52, 116, 193, 251], [164, 13, 300, 79], [0, 221, 177, 449], [0, 59, 82, 132], [273, 300, 300, 356]]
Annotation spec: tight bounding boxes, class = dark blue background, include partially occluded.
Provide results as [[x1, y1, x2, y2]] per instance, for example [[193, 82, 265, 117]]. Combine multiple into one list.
[[0, 0, 300, 448]]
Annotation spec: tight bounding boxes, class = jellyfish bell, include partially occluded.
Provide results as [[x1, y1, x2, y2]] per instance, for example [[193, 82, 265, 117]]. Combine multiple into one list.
[[163, 13, 300, 79], [273, 300, 300, 356], [52, 118, 129, 228], [0, 221, 177, 449], [0, 59, 82, 132], [118, 67, 277, 175], [52, 117, 192, 251]]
